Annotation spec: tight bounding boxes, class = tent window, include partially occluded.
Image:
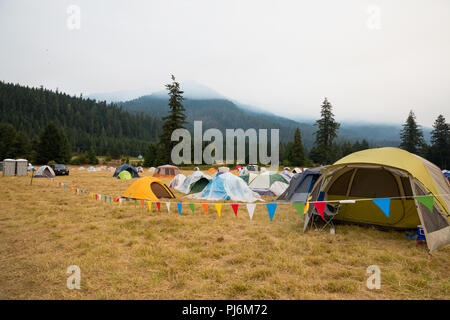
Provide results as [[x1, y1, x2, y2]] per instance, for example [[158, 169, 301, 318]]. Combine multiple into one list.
[[170, 169, 174, 176], [328, 170, 354, 195], [150, 182, 171, 198], [401, 177, 413, 196], [349, 168, 400, 198], [165, 169, 169, 175]]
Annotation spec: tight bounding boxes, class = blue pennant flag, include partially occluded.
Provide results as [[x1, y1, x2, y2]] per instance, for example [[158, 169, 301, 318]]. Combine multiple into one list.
[[373, 198, 391, 218], [266, 203, 277, 222], [177, 203, 183, 215]]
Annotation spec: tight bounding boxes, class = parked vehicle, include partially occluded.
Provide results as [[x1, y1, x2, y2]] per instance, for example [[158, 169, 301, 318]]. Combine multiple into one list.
[[50, 164, 69, 176]]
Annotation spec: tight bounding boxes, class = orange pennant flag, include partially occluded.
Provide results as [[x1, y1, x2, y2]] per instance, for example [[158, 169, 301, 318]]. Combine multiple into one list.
[[202, 204, 208, 215]]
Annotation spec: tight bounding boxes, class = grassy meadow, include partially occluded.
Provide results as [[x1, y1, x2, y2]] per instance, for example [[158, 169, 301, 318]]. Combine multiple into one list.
[[0, 166, 449, 299]]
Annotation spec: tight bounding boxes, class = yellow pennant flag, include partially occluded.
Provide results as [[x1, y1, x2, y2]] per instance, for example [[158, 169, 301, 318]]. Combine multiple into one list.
[[91, 193, 93, 199], [215, 204, 222, 218], [148, 202, 152, 212]]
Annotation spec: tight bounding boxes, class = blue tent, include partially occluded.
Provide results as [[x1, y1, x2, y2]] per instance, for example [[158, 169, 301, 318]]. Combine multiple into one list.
[[444, 171, 450, 182], [277, 166, 326, 202], [113, 164, 140, 178]]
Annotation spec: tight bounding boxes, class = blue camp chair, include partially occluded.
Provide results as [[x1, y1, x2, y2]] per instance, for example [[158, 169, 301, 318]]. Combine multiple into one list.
[[311, 192, 341, 231]]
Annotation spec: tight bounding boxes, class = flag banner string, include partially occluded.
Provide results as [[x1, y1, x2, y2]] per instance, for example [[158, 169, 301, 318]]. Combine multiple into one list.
[[50, 180, 449, 220]]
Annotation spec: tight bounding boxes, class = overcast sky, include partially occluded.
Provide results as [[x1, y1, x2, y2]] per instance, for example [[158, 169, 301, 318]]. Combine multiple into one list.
[[0, 0, 449, 126]]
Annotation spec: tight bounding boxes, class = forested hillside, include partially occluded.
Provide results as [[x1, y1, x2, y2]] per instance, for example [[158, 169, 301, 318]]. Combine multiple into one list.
[[120, 95, 317, 146], [0, 82, 161, 156]]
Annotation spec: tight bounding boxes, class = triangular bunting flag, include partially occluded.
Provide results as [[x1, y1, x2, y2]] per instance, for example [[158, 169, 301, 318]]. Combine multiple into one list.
[[140, 200, 145, 208], [215, 204, 222, 218], [166, 202, 171, 213], [202, 204, 208, 215], [231, 204, 239, 217], [293, 202, 305, 218], [177, 203, 182, 215], [313, 202, 326, 221], [414, 195, 434, 212], [189, 203, 195, 215], [372, 198, 390, 218], [134, 199, 137, 207], [246, 204, 256, 220], [156, 202, 161, 212], [148, 202, 152, 212], [266, 203, 277, 222]]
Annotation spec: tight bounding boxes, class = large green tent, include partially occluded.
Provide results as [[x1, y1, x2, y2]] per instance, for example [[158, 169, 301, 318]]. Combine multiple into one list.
[[304, 147, 450, 252]]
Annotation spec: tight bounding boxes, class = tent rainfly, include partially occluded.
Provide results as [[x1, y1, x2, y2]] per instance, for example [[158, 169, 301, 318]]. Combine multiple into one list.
[[35, 165, 55, 178], [304, 147, 450, 252], [122, 177, 175, 201], [277, 166, 326, 202], [188, 172, 262, 202], [176, 171, 212, 194]]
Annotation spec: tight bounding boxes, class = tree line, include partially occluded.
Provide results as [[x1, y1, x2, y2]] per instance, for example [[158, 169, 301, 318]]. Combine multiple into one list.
[[0, 79, 448, 169], [280, 101, 449, 169], [0, 81, 161, 161]]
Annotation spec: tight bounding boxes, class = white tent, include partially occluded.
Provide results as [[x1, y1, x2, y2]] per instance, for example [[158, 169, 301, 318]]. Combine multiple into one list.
[[176, 171, 212, 194], [169, 174, 186, 189], [35, 165, 55, 178], [269, 181, 289, 196], [79, 166, 85, 171], [87, 166, 96, 172], [188, 172, 262, 202], [148, 167, 155, 173], [249, 171, 289, 195]]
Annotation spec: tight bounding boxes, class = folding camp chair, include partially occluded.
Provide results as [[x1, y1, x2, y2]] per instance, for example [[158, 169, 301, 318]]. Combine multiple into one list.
[[311, 192, 341, 232]]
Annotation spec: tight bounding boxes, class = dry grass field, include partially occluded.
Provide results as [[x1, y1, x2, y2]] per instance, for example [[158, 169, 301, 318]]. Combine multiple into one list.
[[0, 166, 449, 299]]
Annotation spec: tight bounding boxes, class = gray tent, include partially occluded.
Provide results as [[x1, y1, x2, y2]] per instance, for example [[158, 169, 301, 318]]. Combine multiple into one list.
[[277, 166, 326, 202]]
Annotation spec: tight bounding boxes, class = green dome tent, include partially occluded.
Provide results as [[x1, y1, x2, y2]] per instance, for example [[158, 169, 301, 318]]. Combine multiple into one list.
[[118, 170, 132, 180]]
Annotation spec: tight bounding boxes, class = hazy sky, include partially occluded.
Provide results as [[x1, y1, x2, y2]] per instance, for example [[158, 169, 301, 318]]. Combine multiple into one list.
[[1, 0, 449, 126]]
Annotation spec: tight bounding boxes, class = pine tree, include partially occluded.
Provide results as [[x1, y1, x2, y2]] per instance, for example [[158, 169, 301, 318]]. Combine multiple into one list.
[[11, 131, 32, 159], [399, 110, 426, 155], [0, 123, 17, 160], [288, 128, 305, 166], [35, 123, 72, 164], [159, 75, 187, 164], [144, 143, 157, 167], [429, 114, 450, 168], [313, 98, 340, 164]]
